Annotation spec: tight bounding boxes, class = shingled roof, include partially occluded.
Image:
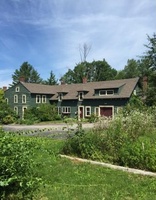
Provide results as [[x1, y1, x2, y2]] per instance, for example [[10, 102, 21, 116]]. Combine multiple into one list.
[[20, 77, 139, 100]]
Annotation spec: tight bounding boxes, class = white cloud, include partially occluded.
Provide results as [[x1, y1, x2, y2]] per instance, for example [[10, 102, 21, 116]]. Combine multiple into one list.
[[0, 0, 155, 85]]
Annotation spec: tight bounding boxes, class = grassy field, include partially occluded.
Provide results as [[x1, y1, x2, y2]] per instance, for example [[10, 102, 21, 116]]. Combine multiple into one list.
[[32, 137, 156, 200]]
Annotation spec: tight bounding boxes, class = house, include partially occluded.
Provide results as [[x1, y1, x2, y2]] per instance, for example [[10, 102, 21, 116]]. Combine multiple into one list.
[[4, 77, 140, 120]]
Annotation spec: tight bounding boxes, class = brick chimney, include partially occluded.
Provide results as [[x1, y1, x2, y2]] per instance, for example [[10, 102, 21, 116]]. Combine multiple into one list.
[[82, 77, 87, 84], [142, 76, 148, 92], [3, 86, 7, 91], [19, 76, 25, 82]]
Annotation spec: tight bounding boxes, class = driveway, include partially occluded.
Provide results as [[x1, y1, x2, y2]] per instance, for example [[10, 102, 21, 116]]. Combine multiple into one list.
[[2, 123, 94, 139]]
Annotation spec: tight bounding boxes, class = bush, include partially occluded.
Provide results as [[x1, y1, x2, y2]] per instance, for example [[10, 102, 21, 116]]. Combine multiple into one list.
[[23, 104, 59, 124], [62, 123, 105, 161], [119, 137, 156, 171], [0, 102, 17, 124], [0, 129, 41, 199], [62, 107, 156, 172]]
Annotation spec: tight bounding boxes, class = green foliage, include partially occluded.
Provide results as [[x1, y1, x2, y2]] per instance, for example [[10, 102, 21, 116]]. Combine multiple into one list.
[[24, 104, 59, 124], [61, 59, 117, 84], [119, 137, 156, 171], [0, 89, 17, 124], [12, 62, 42, 85], [115, 59, 140, 79], [28, 137, 156, 200], [0, 101, 17, 124], [43, 70, 58, 85], [62, 107, 156, 172], [0, 129, 41, 199], [87, 113, 99, 123], [62, 122, 104, 161]]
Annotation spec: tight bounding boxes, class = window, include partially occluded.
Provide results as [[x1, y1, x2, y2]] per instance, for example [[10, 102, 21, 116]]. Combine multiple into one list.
[[58, 93, 63, 101], [107, 90, 114, 95], [15, 86, 20, 92], [99, 90, 106, 95], [14, 95, 18, 103], [94, 107, 99, 116], [79, 92, 84, 101], [22, 94, 26, 103], [57, 107, 62, 115], [36, 95, 41, 103], [42, 95, 46, 103], [99, 90, 114, 96], [22, 106, 27, 119], [62, 107, 71, 113], [85, 106, 91, 116], [14, 106, 18, 115]]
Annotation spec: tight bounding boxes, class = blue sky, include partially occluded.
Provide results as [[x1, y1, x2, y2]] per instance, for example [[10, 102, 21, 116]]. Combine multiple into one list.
[[0, 0, 155, 88]]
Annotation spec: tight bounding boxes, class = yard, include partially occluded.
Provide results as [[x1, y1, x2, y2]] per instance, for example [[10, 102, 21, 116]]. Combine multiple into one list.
[[24, 137, 156, 199]]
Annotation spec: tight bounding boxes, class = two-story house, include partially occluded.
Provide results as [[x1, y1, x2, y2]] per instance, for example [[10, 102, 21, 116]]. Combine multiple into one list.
[[4, 77, 140, 119]]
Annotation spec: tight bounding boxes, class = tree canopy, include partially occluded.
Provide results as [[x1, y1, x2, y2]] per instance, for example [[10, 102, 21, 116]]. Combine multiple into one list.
[[12, 62, 42, 85], [43, 70, 58, 85], [61, 59, 117, 84]]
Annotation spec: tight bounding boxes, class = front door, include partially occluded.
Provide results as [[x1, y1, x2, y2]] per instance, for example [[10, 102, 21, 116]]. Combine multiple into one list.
[[100, 107, 113, 118], [78, 106, 84, 120]]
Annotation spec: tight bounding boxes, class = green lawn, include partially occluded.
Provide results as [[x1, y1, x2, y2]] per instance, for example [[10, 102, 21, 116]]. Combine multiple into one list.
[[32, 137, 156, 200]]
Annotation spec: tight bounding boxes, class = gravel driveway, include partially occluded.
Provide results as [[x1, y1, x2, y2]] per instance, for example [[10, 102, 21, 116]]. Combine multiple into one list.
[[2, 123, 94, 139]]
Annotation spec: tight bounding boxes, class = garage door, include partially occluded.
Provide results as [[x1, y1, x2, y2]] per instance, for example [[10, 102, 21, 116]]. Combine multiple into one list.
[[100, 107, 113, 118]]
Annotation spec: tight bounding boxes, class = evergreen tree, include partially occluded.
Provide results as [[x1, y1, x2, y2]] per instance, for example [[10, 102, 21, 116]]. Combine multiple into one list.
[[44, 70, 58, 85], [12, 62, 42, 85]]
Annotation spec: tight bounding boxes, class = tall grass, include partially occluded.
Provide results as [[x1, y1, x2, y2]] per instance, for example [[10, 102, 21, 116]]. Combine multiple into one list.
[[62, 108, 156, 171]]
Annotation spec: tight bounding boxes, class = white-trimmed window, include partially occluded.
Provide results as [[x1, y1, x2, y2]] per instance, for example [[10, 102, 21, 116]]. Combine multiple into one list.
[[85, 106, 91, 116], [99, 90, 114, 96], [5, 98, 8, 104], [14, 106, 18, 115], [79, 92, 84, 101], [36, 95, 41, 103], [62, 107, 71, 113], [14, 95, 18, 103], [15, 86, 20, 92], [42, 95, 46, 103], [57, 107, 62, 115], [94, 107, 99, 116], [58, 93, 63, 101], [22, 94, 26, 103]]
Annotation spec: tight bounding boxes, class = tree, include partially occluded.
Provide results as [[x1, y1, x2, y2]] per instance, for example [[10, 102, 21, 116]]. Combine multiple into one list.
[[43, 70, 58, 85], [12, 62, 42, 85], [141, 33, 156, 105], [115, 59, 141, 80], [79, 43, 91, 62], [60, 59, 117, 84], [144, 33, 156, 70], [91, 59, 117, 81]]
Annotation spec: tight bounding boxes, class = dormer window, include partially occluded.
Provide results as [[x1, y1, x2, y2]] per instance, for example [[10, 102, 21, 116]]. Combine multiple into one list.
[[15, 86, 20, 92], [58, 93, 63, 101], [99, 90, 114, 96], [79, 92, 84, 101]]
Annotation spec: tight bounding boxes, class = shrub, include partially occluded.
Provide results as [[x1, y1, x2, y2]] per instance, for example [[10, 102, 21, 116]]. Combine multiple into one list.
[[0, 102, 17, 124], [23, 104, 59, 124], [62, 123, 105, 161], [0, 129, 41, 199], [119, 137, 156, 171], [62, 107, 156, 171]]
